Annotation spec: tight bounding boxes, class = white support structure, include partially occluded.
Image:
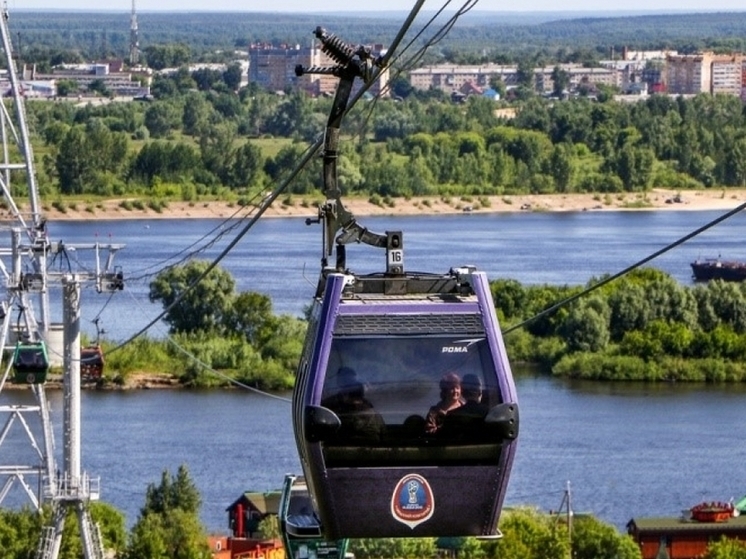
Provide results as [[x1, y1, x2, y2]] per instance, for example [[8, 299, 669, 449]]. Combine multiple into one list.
[[0, 4, 124, 559]]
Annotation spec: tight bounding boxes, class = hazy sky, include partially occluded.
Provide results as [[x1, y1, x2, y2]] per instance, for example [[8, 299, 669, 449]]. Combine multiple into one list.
[[6, 0, 746, 12]]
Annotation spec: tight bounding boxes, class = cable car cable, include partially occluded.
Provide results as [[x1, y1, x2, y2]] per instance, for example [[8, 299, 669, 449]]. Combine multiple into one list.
[[125, 192, 266, 281], [104, 2, 429, 356]]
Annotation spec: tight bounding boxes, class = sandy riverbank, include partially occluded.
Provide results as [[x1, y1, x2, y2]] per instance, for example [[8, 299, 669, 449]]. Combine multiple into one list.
[[6, 188, 746, 222]]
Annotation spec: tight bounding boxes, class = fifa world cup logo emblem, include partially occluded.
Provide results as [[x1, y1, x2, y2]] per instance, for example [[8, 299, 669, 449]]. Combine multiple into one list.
[[391, 473, 435, 529], [407, 481, 419, 504]]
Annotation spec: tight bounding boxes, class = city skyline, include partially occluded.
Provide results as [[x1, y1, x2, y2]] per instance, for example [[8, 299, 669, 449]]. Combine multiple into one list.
[[6, 0, 746, 13]]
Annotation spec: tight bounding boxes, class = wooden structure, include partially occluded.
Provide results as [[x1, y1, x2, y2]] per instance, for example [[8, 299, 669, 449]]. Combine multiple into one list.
[[226, 491, 282, 539], [208, 536, 284, 559], [628, 502, 746, 559]]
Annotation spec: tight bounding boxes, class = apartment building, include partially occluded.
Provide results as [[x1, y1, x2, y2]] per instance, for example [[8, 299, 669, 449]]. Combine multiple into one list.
[[409, 63, 616, 95], [248, 42, 390, 97], [666, 52, 745, 95], [409, 64, 519, 92], [248, 44, 313, 92]]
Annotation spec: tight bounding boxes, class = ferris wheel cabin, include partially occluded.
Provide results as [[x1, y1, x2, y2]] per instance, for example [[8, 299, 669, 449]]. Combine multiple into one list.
[[292, 265, 519, 539]]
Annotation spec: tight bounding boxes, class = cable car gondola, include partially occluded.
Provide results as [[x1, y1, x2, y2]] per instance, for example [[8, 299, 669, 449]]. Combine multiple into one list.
[[80, 346, 104, 381], [279, 474, 349, 559], [12, 341, 49, 384], [293, 261, 519, 539], [291, 26, 518, 540], [81, 318, 105, 381]]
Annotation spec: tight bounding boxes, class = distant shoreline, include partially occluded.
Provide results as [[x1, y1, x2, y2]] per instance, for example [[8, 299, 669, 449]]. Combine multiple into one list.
[[4, 189, 745, 223]]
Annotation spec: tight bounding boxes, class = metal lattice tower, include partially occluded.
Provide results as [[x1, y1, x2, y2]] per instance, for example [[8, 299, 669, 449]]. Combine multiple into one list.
[[0, 5, 125, 559], [129, 0, 139, 66]]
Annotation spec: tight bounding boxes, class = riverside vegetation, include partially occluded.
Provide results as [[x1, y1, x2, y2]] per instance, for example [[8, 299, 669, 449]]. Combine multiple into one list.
[[85, 261, 746, 390]]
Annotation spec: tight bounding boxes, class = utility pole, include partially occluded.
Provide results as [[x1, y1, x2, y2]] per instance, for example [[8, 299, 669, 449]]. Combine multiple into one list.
[[36, 278, 108, 559], [553, 481, 574, 556]]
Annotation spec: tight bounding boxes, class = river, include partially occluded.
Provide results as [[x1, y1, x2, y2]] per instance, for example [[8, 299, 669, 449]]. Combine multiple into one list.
[[2, 209, 746, 534], [38, 209, 746, 340]]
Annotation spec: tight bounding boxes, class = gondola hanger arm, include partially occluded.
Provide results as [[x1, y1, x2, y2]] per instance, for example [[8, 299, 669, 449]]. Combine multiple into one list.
[[297, 27, 387, 260]]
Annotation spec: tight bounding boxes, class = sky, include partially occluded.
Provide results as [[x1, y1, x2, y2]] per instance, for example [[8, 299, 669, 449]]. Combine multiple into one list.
[[6, 0, 746, 13]]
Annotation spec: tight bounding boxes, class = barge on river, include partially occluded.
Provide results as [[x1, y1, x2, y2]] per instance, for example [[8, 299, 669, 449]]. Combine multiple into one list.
[[690, 258, 746, 282]]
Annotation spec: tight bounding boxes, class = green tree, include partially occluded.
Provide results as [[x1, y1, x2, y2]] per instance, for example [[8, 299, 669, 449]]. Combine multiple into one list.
[[546, 143, 574, 192], [143, 44, 191, 70], [182, 92, 212, 136], [561, 297, 610, 353], [56, 78, 78, 97], [487, 507, 569, 559], [88, 78, 110, 97], [199, 121, 237, 184], [223, 63, 244, 91], [572, 515, 642, 559], [223, 291, 275, 346], [55, 126, 92, 194], [350, 537, 437, 559], [125, 506, 209, 559], [125, 466, 207, 559], [144, 101, 181, 139], [551, 65, 570, 97], [0, 507, 42, 559], [143, 465, 202, 516], [229, 141, 264, 188], [705, 537, 746, 559], [149, 260, 236, 334]]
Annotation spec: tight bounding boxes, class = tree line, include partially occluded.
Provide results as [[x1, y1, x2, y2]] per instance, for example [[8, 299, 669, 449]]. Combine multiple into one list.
[[10, 11, 746, 67], [496, 268, 746, 382], [19, 80, 746, 214], [97, 262, 746, 389]]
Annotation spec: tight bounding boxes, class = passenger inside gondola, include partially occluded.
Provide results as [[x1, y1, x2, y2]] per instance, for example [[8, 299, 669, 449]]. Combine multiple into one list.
[[16, 347, 45, 369], [319, 336, 505, 449], [323, 367, 385, 442], [441, 373, 489, 440], [424, 372, 463, 434]]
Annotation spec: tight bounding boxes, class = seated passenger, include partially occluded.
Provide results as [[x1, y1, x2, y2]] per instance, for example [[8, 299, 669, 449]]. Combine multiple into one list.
[[323, 368, 385, 442], [441, 373, 489, 440], [424, 372, 463, 434]]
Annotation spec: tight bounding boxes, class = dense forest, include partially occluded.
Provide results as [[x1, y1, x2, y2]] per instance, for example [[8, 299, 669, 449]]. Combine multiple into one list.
[[20, 84, 746, 210], [9, 10, 746, 64]]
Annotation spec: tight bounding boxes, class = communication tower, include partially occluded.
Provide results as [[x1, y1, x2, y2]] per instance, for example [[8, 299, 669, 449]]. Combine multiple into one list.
[[0, 4, 125, 558], [129, 0, 139, 66]]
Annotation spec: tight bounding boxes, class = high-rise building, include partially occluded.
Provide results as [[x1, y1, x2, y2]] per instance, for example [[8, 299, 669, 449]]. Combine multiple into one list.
[[666, 52, 744, 95], [248, 42, 389, 97]]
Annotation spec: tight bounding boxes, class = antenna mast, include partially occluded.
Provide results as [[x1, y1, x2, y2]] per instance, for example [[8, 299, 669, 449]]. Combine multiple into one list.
[[129, 0, 139, 66]]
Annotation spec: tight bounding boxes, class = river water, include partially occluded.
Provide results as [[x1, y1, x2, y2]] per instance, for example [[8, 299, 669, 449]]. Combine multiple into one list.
[[39, 209, 746, 340], [2, 209, 746, 534]]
